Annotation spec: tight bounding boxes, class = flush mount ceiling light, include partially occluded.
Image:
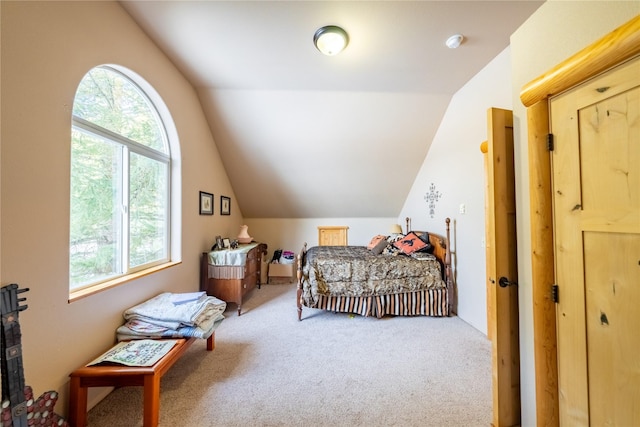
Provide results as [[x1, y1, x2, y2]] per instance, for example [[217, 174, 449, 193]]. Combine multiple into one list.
[[446, 34, 464, 49], [313, 25, 349, 56]]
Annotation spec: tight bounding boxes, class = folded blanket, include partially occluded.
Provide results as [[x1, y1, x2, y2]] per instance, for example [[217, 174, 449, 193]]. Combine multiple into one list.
[[123, 292, 226, 330], [116, 314, 223, 341], [117, 292, 226, 341]]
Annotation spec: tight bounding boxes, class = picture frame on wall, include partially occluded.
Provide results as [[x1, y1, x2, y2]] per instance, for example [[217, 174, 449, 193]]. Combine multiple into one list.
[[220, 195, 231, 216], [199, 191, 214, 215]]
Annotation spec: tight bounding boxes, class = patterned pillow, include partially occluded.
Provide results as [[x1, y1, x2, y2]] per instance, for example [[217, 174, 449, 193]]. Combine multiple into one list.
[[382, 243, 402, 256], [411, 231, 434, 253], [386, 233, 404, 244], [381, 233, 404, 256], [367, 235, 387, 250], [370, 239, 388, 255], [393, 232, 428, 255]]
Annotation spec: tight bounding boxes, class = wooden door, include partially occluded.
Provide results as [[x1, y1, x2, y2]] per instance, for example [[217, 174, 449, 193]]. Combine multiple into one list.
[[550, 55, 640, 425], [485, 108, 521, 426]]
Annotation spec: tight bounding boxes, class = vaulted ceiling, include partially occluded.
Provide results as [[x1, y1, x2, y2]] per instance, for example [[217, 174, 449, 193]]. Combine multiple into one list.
[[120, 1, 544, 218]]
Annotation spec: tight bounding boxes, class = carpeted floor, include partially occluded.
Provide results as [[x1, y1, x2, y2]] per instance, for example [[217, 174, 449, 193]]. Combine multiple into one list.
[[87, 282, 492, 426]]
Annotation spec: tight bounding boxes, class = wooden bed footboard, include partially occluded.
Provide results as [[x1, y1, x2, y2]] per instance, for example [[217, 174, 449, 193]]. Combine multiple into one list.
[[296, 243, 308, 321]]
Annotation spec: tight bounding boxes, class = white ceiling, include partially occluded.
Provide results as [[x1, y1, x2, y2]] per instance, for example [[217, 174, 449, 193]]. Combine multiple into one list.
[[120, 0, 544, 218]]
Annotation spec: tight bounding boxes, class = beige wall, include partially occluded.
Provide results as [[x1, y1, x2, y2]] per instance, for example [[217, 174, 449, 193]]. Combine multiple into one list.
[[245, 217, 397, 258], [400, 47, 514, 335], [0, 1, 242, 412], [511, 2, 639, 425]]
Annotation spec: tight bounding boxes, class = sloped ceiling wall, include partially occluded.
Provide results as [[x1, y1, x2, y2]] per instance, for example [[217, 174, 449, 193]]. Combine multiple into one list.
[[121, 0, 545, 218], [200, 89, 451, 217]]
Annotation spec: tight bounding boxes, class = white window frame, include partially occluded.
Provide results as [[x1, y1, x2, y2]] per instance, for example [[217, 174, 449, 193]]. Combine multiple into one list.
[[69, 65, 179, 299]]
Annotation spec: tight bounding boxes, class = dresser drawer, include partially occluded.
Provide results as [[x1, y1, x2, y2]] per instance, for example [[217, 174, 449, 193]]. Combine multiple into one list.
[[242, 272, 256, 294]]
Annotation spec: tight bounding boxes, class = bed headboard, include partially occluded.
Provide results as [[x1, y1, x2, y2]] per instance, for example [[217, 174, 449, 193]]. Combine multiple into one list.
[[412, 217, 451, 284]]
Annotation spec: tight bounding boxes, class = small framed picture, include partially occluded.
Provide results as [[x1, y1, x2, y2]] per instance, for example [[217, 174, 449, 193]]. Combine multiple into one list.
[[199, 191, 213, 215], [215, 235, 223, 250], [223, 238, 231, 249], [220, 195, 231, 216]]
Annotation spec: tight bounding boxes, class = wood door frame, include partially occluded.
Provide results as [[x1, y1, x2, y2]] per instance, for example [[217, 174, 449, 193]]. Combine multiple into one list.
[[486, 108, 521, 427], [520, 15, 640, 426]]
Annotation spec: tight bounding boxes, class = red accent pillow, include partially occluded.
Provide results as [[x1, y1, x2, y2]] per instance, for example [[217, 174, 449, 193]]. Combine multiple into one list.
[[393, 232, 428, 255], [367, 235, 387, 250]]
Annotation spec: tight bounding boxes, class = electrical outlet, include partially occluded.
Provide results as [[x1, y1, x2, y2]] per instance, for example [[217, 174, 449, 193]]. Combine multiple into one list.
[[459, 203, 466, 214]]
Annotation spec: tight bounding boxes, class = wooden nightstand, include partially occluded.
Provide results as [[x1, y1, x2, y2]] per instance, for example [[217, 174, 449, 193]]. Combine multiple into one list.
[[201, 243, 267, 315]]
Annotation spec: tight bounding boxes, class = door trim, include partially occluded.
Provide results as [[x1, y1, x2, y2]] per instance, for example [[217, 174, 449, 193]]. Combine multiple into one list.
[[520, 15, 640, 426], [487, 108, 521, 426]]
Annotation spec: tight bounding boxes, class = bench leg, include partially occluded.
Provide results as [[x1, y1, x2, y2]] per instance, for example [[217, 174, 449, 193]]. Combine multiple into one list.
[[207, 332, 215, 351], [68, 376, 88, 427], [143, 374, 161, 427]]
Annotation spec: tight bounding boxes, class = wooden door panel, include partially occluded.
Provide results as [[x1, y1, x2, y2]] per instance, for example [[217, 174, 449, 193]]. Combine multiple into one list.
[[579, 88, 640, 213], [551, 55, 640, 426], [584, 232, 640, 426]]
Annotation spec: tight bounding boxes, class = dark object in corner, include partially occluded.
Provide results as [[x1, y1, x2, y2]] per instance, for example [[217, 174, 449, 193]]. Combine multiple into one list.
[[1, 283, 69, 426], [271, 249, 283, 263]]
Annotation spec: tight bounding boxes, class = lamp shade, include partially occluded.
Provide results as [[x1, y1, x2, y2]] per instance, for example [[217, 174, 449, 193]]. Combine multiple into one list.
[[313, 25, 349, 56], [389, 224, 403, 234]]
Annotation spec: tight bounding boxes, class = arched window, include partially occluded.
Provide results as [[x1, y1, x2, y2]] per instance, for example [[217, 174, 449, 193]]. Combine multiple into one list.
[[70, 66, 172, 292]]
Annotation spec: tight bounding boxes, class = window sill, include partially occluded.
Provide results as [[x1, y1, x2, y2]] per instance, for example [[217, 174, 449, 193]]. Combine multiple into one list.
[[68, 261, 181, 303]]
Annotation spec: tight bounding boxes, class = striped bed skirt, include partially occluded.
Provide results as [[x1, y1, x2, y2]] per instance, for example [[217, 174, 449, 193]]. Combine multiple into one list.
[[307, 288, 449, 318]]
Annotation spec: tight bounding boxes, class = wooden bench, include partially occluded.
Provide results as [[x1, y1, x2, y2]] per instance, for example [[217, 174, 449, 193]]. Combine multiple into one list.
[[68, 334, 214, 427]]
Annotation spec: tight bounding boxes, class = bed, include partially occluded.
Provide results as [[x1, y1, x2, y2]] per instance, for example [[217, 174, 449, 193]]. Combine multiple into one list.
[[296, 218, 452, 320]]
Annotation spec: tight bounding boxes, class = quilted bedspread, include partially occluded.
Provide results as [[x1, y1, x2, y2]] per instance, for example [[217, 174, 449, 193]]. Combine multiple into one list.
[[301, 246, 446, 306]]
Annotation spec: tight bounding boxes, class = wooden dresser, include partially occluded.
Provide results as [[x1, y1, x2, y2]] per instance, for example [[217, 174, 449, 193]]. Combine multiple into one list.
[[201, 243, 267, 315], [318, 226, 349, 246]]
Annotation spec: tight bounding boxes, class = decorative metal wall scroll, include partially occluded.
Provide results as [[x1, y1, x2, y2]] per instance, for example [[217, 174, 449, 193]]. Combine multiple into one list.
[[423, 183, 442, 218]]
